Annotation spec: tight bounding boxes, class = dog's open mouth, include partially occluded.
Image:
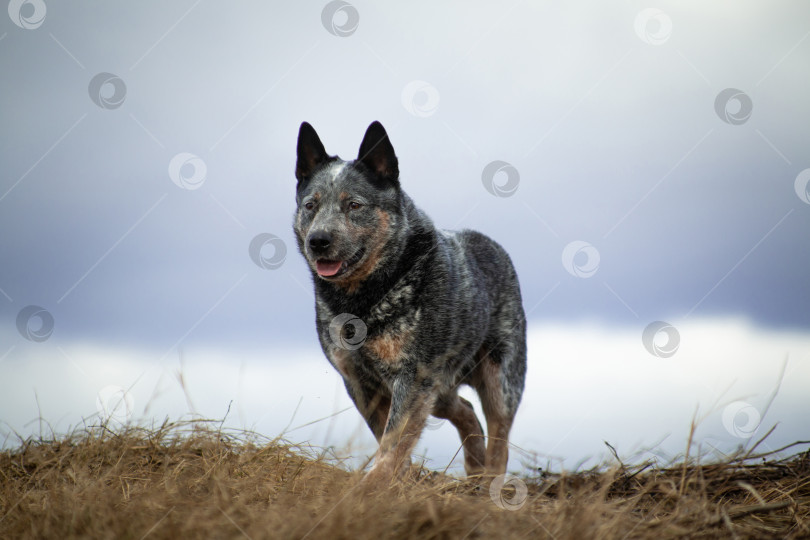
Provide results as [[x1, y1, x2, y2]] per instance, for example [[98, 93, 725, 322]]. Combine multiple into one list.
[[315, 248, 365, 278]]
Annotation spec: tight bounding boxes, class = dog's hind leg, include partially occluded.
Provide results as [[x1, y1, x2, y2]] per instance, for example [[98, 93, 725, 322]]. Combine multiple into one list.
[[474, 347, 523, 476], [432, 394, 486, 476]]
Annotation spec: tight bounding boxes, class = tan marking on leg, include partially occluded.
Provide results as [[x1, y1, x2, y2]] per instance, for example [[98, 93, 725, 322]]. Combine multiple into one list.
[[364, 391, 391, 442], [485, 415, 512, 476], [474, 350, 514, 476], [365, 394, 434, 487], [433, 396, 486, 476]]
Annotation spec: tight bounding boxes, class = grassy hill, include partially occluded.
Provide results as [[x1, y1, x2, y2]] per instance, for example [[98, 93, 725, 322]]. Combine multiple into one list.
[[1, 421, 808, 539]]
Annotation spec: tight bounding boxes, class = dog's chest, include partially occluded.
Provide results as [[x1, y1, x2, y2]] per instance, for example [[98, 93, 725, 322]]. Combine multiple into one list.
[[317, 284, 421, 381], [361, 311, 418, 368]]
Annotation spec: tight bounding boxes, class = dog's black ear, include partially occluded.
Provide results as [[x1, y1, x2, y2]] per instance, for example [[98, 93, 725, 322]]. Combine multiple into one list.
[[357, 121, 399, 186], [296, 122, 328, 183]]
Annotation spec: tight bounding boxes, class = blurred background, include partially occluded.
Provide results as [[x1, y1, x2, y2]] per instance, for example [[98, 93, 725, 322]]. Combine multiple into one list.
[[1, 1, 809, 474]]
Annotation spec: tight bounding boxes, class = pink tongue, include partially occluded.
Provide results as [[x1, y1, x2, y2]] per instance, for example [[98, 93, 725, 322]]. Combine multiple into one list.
[[316, 260, 343, 277]]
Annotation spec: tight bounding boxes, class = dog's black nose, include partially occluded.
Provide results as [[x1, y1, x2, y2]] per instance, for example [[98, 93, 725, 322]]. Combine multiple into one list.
[[308, 231, 332, 253]]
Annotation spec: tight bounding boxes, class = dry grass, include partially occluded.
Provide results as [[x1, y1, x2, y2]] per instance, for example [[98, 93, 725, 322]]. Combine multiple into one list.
[[1, 420, 808, 539]]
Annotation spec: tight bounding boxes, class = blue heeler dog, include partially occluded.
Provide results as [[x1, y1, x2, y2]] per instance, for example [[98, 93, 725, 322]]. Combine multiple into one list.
[[293, 121, 526, 484]]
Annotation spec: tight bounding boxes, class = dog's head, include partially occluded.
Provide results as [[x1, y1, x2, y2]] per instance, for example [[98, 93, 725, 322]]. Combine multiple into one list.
[[293, 121, 403, 288]]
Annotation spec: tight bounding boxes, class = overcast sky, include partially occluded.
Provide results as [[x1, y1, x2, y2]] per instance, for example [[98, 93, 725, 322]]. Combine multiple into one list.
[[1, 1, 809, 471]]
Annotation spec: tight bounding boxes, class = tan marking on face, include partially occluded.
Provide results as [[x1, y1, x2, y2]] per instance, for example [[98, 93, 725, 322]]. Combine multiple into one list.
[[337, 208, 391, 294], [339, 191, 349, 202]]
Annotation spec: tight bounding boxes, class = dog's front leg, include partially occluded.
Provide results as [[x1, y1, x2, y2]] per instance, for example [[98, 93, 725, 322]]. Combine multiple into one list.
[[363, 372, 435, 487], [341, 378, 390, 442]]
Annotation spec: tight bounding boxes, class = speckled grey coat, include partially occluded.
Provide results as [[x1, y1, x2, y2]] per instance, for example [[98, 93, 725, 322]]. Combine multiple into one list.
[[293, 121, 526, 483]]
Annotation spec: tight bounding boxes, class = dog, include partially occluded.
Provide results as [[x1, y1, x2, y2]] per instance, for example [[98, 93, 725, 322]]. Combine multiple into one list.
[[293, 121, 526, 484]]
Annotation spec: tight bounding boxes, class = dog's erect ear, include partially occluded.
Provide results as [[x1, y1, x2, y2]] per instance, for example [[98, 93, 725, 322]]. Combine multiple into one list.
[[357, 121, 399, 186], [296, 122, 329, 183]]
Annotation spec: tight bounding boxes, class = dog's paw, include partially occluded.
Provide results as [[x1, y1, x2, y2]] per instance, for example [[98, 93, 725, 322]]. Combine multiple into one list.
[[356, 468, 392, 495]]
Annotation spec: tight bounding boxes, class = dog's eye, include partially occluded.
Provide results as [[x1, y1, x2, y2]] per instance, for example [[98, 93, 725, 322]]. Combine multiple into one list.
[[348, 201, 362, 210], [304, 201, 315, 211]]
